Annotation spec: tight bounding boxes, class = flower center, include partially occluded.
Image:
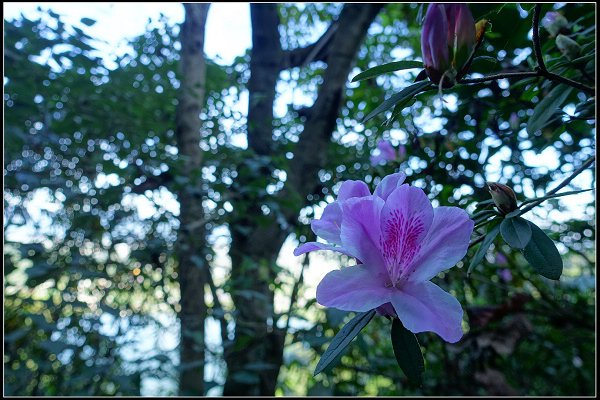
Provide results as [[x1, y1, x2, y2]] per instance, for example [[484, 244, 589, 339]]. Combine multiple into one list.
[[380, 209, 424, 287]]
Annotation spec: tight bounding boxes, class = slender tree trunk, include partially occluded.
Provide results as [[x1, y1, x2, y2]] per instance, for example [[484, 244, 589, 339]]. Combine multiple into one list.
[[175, 3, 210, 396], [223, 4, 383, 396]]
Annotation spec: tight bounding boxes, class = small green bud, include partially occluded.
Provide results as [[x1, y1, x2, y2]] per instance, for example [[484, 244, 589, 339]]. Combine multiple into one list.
[[542, 11, 569, 38], [486, 182, 518, 215]]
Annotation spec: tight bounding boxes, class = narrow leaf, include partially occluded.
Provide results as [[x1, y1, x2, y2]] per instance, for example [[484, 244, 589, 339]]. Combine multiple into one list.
[[352, 61, 423, 82], [522, 222, 563, 280], [468, 222, 501, 275], [500, 216, 532, 249], [363, 81, 432, 123], [527, 84, 573, 134], [314, 310, 376, 376], [391, 318, 424, 384]]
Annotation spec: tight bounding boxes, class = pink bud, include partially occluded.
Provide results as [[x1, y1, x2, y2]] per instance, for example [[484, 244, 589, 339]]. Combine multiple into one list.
[[421, 4, 476, 85]]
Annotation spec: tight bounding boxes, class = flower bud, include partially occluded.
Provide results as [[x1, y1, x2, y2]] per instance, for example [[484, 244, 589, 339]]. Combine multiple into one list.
[[542, 11, 569, 37], [555, 34, 581, 61], [421, 4, 476, 86], [486, 182, 518, 215]]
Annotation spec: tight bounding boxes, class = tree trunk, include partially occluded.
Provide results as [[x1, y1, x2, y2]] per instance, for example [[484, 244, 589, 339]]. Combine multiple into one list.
[[175, 3, 210, 396], [223, 4, 383, 396]]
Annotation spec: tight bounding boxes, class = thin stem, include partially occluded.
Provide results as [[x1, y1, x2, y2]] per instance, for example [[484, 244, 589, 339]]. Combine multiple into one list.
[[459, 71, 538, 84], [542, 70, 596, 95], [457, 20, 487, 80], [284, 255, 308, 335], [468, 234, 486, 248], [518, 155, 596, 216], [207, 268, 230, 347], [531, 4, 547, 73]]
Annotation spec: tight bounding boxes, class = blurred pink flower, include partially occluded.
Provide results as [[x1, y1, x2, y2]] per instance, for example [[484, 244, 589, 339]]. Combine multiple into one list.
[[498, 268, 512, 283], [370, 139, 406, 166]]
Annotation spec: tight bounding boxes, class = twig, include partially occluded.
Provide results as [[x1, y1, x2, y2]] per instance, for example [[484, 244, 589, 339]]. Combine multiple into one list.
[[284, 255, 309, 334], [518, 155, 595, 216], [459, 71, 538, 84], [531, 4, 547, 73], [207, 267, 230, 347], [468, 234, 486, 248], [458, 4, 595, 96]]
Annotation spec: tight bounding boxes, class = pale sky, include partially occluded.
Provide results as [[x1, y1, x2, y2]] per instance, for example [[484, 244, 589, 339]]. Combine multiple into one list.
[[3, 2, 252, 66]]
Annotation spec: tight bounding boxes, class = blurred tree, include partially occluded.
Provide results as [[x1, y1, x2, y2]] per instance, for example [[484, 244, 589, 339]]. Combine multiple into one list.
[[3, 8, 235, 395], [175, 4, 210, 396], [223, 4, 383, 395]]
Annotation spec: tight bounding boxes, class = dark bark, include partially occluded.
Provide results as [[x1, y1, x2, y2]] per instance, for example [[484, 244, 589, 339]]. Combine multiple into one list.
[[175, 3, 210, 396], [223, 4, 383, 396]]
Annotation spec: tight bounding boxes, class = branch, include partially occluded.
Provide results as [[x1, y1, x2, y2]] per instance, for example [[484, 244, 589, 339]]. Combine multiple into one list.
[[207, 267, 230, 348], [280, 22, 339, 70], [459, 71, 539, 84], [469, 234, 486, 248], [284, 255, 309, 335], [531, 4, 546, 73], [518, 155, 595, 216], [458, 4, 595, 96]]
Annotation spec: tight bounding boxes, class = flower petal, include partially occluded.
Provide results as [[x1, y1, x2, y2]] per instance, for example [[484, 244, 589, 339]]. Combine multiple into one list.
[[316, 264, 391, 312], [338, 180, 371, 201], [311, 202, 343, 245], [374, 172, 407, 201], [340, 196, 386, 268], [407, 206, 474, 282], [293, 241, 355, 258], [391, 280, 464, 343], [379, 184, 434, 283], [422, 4, 450, 70]]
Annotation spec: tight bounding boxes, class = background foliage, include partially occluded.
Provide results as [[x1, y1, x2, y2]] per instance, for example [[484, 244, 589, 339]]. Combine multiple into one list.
[[4, 3, 595, 396]]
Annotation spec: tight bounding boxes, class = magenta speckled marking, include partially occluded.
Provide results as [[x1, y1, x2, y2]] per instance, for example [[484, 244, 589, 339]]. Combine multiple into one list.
[[380, 209, 424, 286]]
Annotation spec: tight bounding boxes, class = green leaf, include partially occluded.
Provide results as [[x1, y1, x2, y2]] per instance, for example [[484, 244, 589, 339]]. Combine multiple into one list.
[[314, 310, 376, 376], [526, 84, 574, 134], [500, 216, 532, 249], [351, 61, 423, 82], [522, 222, 563, 280], [468, 222, 501, 276], [363, 81, 432, 123], [391, 318, 424, 385]]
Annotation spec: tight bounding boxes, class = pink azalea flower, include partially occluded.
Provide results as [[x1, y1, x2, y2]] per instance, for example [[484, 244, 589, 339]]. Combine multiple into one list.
[[294, 173, 474, 343]]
